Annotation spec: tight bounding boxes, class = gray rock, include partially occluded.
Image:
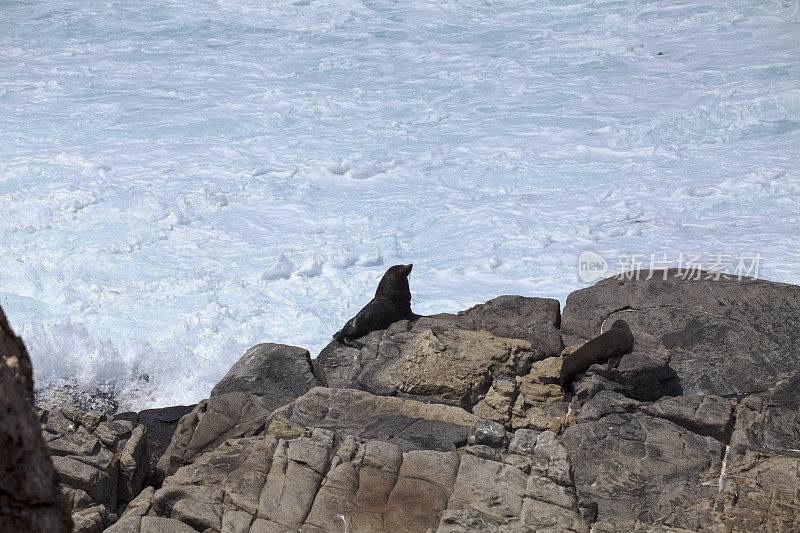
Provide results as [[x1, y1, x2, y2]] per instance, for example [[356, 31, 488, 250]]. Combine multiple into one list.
[[117, 425, 148, 502], [697, 456, 800, 531], [94, 421, 132, 450], [508, 429, 540, 456], [728, 372, 800, 462], [139, 516, 199, 533], [640, 394, 734, 442], [51, 456, 113, 505], [562, 270, 800, 398], [133, 415, 587, 532], [530, 431, 574, 488], [264, 387, 474, 452], [465, 445, 501, 462], [156, 343, 319, 482], [457, 295, 564, 365], [574, 390, 641, 422], [129, 404, 195, 486], [468, 419, 507, 448], [211, 343, 319, 398], [0, 304, 72, 532], [71, 504, 105, 533], [47, 431, 101, 457], [119, 486, 153, 519], [437, 510, 498, 532], [559, 410, 724, 529]]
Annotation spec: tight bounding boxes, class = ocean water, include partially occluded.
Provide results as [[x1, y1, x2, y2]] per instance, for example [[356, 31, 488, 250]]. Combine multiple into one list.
[[1, 0, 799, 410]]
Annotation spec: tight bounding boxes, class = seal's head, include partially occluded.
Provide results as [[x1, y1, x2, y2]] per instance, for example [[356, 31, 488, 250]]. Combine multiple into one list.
[[375, 264, 413, 302], [609, 320, 631, 333]]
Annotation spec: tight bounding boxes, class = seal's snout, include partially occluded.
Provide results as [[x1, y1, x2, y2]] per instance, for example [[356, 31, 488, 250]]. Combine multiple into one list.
[[402, 264, 413, 275]]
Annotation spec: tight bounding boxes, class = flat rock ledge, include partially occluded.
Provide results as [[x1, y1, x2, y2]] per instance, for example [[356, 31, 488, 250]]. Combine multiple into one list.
[[5, 269, 800, 532]]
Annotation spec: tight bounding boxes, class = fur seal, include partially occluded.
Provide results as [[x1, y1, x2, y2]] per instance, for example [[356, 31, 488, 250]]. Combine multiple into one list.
[[333, 264, 414, 349], [559, 319, 634, 391]]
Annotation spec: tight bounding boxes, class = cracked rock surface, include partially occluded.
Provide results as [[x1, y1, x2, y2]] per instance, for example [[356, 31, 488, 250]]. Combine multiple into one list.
[[7, 270, 800, 531]]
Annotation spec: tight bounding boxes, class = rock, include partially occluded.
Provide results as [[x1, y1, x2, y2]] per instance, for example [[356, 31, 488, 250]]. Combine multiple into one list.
[[51, 456, 115, 507], [508, 428, 540, 456], [465, 445, 501, 462], [314, 329, 385, 389], [726, 372, 800, 463], [471, 375, 516, 423], [0, 304, 72, 532], [94, 421, 133, 450], [211, 343, 318, 398], [640, 394, 734, 442], [447, 454, 527, 523], [562, 270, 800, 398], [71, 504, 105, 533], [468, 419, 507, 448], [124, 405, 195, 486], [560, 404, 724, 529], [574, 390, 640, 422], [264, 387, 475, 452], [156, 343, 319, 482], [357, 324, 534, 409], [42, 401, 153, 528], [383, 449, 460, 533], [119, 486, 154, 519], [118, 425, 148, 501], [510, 356, 569, 431], [437, 509, 497, 532], [316, 296, 563, 407], [697, 456, 800, 531], [136, 417, 587, 532]]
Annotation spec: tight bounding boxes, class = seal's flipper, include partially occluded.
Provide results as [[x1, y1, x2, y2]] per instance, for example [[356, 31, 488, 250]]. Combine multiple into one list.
[[605, 353, 624, 369]]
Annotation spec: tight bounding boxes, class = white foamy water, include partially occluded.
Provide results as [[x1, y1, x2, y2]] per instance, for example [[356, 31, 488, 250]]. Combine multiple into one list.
[[2, 0, 799, 410]]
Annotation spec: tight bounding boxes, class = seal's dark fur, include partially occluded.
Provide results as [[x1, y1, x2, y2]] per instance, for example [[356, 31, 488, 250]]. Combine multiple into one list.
[[559, 319, 634, 392], [333, 264, 414, 348]]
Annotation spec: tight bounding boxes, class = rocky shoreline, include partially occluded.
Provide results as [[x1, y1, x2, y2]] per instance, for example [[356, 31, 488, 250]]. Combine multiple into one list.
[[2, 269, 799, 532]]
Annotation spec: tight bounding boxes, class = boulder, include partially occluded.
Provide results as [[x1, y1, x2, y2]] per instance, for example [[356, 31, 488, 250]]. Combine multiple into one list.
[[315, 296, 563, 405], [155, 343, 320, 482], [562, 270, 800, 398], [0, 305, 72, 532], [210, 343, 318, 398]]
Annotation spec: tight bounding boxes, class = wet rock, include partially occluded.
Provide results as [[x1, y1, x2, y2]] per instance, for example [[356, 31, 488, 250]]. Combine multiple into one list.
[[123, 404, 195, 486]]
